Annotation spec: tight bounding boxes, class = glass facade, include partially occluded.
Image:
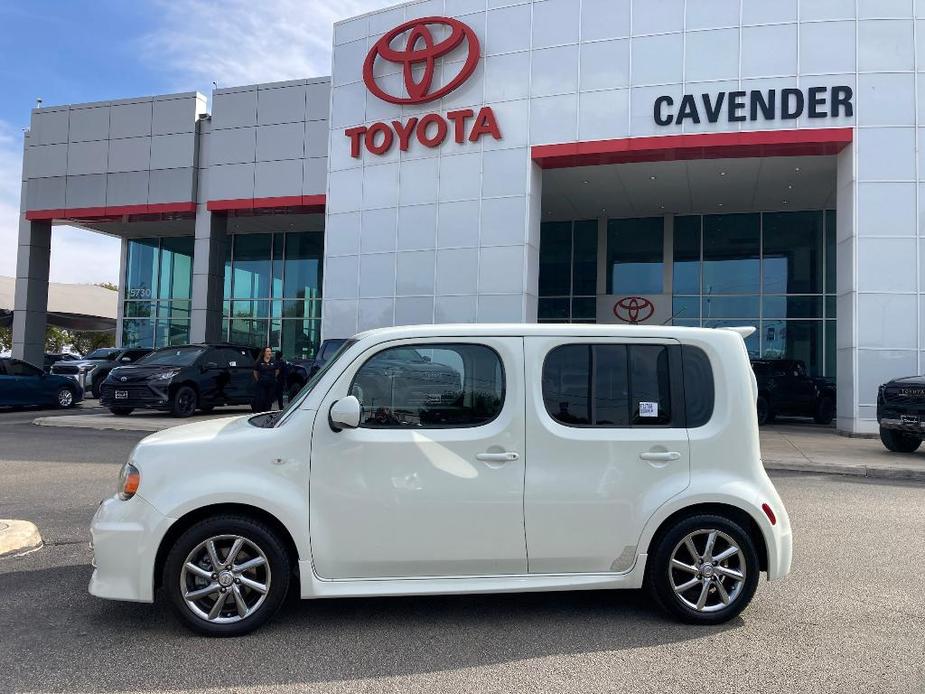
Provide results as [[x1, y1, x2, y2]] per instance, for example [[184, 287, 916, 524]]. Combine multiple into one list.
[[122, 237, 194, 348], [538, 210, 837, 377], [221, 231, 323, 360], [537, 220, 597, 322]]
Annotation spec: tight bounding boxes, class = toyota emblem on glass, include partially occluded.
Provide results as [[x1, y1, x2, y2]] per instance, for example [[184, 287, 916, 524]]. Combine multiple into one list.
[[613, 296, 655, 324]]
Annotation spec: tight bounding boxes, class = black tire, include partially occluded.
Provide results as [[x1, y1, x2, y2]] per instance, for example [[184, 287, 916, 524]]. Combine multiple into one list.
[[170, 385, 198, 418], [813, 396, 835, 425], [756, 396, 773, 425], [109, 407, 134, 416], [55, 386, 76, 409], [91, 378, 102, 399], [647, 514, 760, 625], [880, 427, 922, 453], [162, 515, 291, 637]]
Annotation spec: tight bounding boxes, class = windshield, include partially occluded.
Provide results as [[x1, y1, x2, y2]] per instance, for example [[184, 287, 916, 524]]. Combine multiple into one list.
[[270, 339, 357, 428], [86, 349, 120, 361], [137, 347, 206, 367]]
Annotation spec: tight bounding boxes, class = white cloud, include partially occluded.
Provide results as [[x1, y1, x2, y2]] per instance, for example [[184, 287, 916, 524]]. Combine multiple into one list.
[[145, 0, 391, 90], [0, 121, 24, 279]]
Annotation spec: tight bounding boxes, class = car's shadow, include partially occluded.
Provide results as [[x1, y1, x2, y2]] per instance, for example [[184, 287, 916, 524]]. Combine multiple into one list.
[[1, 560, 743, 693]]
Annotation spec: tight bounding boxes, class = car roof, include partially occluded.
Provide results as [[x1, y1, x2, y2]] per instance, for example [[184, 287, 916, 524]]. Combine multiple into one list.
[[351, 323, 751, 342]]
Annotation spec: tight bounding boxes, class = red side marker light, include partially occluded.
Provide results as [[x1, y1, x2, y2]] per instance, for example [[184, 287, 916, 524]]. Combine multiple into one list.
[[762, 503, 777, 525]]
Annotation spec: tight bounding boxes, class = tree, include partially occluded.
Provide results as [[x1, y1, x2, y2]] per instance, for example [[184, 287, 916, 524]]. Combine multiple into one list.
[[0, 326, 11, 353]]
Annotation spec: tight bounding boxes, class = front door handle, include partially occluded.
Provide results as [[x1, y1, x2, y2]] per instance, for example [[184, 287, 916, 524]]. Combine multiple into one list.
[[639, 451, 681, 462], [476, 452, 520, 463]]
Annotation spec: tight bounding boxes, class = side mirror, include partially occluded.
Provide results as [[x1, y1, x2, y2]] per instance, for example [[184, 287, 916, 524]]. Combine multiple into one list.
[[203, 361, 218, 371], [329, 395, 361, 432]]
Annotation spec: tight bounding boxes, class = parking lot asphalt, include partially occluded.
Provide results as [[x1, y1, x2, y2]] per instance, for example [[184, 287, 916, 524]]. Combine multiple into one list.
[[0, 409, 923, 693]]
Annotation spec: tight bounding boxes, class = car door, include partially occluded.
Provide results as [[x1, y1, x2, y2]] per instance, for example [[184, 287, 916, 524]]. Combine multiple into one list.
[[224, 348, 256, 402], [309, 336, 526, 579], [523, 336, 690, 574], [4, 359, 50, 406]]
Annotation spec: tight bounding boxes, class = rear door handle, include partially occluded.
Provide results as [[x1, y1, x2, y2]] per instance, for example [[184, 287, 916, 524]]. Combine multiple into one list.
[[476, 452, 520, 463], [639, 451, 681, 462]]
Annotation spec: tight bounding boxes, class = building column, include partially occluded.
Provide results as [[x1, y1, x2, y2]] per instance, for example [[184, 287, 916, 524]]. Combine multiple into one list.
[[114, 238, 127, 347], [189, 205, 227, 343], [12, 217, 51, 366]]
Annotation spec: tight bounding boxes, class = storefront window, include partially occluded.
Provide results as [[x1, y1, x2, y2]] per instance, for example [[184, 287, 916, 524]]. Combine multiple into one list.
[[221, 230, 324, 359], [702, 213, 760, 295], [538, 220, 597, 322], [607, 217, 663, 295], [123, 237, 194, 348]]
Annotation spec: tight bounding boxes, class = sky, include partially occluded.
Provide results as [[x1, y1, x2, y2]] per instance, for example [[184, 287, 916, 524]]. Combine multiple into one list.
[[0, 0, 390, 285]]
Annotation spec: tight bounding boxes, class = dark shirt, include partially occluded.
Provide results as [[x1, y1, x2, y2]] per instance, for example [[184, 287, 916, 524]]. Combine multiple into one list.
[[253, 358, 278, 384]]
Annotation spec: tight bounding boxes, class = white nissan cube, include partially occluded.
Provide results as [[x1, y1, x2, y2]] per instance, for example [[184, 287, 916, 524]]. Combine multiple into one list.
[[90, 324, 791, 636]]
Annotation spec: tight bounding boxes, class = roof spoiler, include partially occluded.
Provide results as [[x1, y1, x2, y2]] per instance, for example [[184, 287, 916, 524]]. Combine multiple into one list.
[[719, 326, 757, 339]]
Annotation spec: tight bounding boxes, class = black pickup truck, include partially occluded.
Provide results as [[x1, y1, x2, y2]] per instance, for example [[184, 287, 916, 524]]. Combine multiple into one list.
[[877, 376, 925, 452], [751, 359, 836, 426]]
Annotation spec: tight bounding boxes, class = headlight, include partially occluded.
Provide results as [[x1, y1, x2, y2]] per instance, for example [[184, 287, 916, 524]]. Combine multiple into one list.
[[118, 462, 140, 500], [150, 369, 180, 381]]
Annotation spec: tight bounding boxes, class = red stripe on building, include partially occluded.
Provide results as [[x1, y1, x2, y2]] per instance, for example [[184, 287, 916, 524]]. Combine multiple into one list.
[[25, 202, 196, 221], [206, 195, 326, 212], [531, 127, 854, 169]]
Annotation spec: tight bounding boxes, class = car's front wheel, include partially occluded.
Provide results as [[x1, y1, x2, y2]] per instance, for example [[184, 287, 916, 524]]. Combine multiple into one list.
[[170, 385, 198, 418], [814, 396, 835, 425], [55, 387, 75, 409], [162, 515, 291, 637], [880, 427, 922, 453], [647, 514, 760, 625], [756, 396, 773, 425]]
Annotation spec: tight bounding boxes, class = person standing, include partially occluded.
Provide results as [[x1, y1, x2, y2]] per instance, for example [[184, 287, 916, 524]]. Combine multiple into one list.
[[252, 346, 279, 412], [275, 350, 288, 409]]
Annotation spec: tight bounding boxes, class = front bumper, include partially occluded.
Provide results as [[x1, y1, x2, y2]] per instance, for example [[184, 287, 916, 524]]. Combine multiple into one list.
[[99, 382, 170, 410], [88, 494, 173, 603]]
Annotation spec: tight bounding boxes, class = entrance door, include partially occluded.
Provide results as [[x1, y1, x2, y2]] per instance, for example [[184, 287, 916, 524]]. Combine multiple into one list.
[[523, 336, 691, 573], [309, 337, 526, 579]]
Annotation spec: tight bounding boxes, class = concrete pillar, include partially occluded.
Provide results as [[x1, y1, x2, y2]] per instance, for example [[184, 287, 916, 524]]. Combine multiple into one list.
[[114, 238, 127, 347], [189, 205, 227, 343], [12, 217, 52, 366]]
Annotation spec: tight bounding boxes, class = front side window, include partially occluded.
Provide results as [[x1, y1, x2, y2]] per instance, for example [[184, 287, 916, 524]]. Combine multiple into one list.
[[543, 343, 672, 427], [351, 343, 504, 428]]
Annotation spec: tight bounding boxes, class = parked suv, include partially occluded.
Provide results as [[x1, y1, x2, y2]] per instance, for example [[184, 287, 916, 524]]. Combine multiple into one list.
[[52, 347, 151, 398], [99, 344, 257, 417], [750, 359, 835, 426], [89, 324, 791, 636], [877, 376, 925, 452]]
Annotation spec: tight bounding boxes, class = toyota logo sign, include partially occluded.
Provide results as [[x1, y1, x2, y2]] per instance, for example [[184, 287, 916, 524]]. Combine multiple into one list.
[[613, 296, 655, 324], [363, 17, 480, 105]]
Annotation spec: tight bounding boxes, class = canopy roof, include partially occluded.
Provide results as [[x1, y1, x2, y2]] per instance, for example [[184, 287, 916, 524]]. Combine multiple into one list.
[[0, 276, 117, 331]]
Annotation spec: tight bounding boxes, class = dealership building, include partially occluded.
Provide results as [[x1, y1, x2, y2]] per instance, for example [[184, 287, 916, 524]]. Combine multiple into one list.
[[11, 0, 925, 434]]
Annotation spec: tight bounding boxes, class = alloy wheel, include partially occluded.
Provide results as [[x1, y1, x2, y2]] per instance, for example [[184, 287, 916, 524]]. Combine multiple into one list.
[[668, 529, 746, 613], [57, 388, 73, 407], [179, 534, 271, 624]]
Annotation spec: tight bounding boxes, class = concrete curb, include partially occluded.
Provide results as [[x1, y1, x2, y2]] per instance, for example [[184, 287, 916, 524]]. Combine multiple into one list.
[[33, 415, 166, 432], [764, 459, 925, 483], [0, 520, 43, 558]]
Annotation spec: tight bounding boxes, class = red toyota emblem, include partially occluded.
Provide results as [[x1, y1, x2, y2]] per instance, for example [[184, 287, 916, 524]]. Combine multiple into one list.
[[613, 296, 655, 324], [363, 16, 480, 105]]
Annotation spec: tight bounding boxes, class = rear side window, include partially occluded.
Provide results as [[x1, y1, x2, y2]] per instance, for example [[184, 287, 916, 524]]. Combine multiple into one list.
[[542, 344, 672, 427], [351, 343, 504, 428], [682, 345, 714, 428]]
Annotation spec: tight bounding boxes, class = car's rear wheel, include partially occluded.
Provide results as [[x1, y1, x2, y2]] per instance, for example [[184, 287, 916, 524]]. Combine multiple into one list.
[[55, 387, 75, 409], [756, 396, 773, 425], [814, 396, 835, 425], [647, 514, 760, 625], [162, 515, 290, 637], [109, 407, 133, 416], [170, 385, 198, 418], [880, 427, 922, 453]]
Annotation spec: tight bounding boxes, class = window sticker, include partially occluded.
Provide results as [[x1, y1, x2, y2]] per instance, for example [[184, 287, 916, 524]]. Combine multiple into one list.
[[229, 361, 237, 367], [639, 401, 659, 418]]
